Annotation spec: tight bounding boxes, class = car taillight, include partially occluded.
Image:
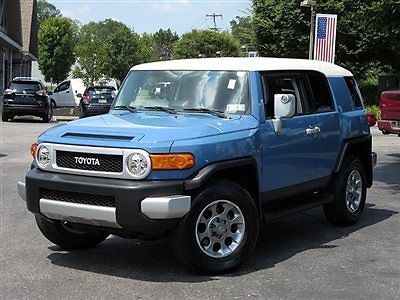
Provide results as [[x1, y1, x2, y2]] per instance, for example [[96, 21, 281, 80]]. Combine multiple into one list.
[[36, 90, 47, 96], [4, 89, 14, 95], [367, 114, 377, 127], [82, 94, 90, 104]]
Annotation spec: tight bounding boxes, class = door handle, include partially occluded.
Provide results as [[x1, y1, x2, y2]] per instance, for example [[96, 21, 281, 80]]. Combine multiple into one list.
[[306, 126, 321, 135], [66, 91, 70, 94]]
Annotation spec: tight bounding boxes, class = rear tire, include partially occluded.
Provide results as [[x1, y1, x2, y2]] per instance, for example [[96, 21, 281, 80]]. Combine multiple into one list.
[[2, 112, 9, 122], [42, 106, 53, 123], [382, 130, 390, 135], [324, 157, 367, 226], [169, 180, 260, 274], [35, 215, 109, 250], [79, 104, 86, 118]]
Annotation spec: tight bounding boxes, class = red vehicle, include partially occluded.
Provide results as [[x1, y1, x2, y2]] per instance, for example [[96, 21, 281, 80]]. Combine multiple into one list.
[[378, 91, 400, 135]]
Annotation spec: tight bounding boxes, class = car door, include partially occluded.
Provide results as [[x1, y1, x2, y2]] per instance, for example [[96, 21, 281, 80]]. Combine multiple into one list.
[[52, 81, 70, 106], [307, 72, 341, 177], [260, 72, 323, 193]]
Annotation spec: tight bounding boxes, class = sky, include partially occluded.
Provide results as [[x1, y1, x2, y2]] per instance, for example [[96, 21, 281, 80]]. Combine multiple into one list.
[[48, 0, 252, 35]]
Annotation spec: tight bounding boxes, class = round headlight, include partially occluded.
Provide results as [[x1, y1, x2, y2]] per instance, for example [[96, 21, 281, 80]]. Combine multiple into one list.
[[126, 151, 151, 179], [36, 145, 51, 168]]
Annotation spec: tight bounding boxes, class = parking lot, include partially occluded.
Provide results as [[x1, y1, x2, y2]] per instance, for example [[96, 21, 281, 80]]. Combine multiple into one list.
[[1, 119, 399, 299]]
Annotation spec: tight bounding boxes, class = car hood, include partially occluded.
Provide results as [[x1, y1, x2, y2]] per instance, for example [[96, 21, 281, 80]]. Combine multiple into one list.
[[39, 112, 259, 152]]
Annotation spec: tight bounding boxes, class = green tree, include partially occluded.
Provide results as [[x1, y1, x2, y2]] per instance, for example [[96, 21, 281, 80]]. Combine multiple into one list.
[[173, 30, 241, 59], [230, 16, 255, 48], [153, 28, 179, 60], [37, 0, 61, 24], [38, 17, 76, 83], [138, 33, 157, 63], [252, 0, 400, 80], [73, 22, 104, 86], [74, 19, 142, 84]]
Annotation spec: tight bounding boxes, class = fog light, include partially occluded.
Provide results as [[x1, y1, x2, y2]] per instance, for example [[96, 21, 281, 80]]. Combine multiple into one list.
[[126, 151, 151, 179], [36, 145, 51, 168]]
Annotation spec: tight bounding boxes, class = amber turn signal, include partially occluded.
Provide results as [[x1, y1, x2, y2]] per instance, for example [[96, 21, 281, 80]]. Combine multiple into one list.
[[150, 153, 195, 170], [31, 143, 38, 159]]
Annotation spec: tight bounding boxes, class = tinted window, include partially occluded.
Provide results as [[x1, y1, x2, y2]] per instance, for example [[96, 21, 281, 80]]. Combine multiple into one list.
[[262, 74, 312, 118], [55, 81, 70, 93], [307, 73, 334, 112], [9, 81, 41, 93], [345, 77, 363, 108], [87, 87, 115, 97]]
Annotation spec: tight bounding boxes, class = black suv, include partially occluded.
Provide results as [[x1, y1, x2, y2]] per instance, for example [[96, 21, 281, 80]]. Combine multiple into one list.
[[79, 86, 116, 118], [2, 78, 52, 122]]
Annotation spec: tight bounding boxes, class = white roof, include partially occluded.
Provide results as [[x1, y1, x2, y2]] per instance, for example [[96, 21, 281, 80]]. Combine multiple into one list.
[[131, 57, 353, 77]]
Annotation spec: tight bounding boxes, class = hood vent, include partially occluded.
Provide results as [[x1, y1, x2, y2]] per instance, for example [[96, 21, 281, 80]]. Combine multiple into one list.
[[62, 133, 135, 142]]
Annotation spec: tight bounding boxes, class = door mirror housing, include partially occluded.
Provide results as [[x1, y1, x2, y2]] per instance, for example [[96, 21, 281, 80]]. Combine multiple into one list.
[[274, 94, 296, 118], [272, 94, 296, 134], [47, 91, 53, 96]]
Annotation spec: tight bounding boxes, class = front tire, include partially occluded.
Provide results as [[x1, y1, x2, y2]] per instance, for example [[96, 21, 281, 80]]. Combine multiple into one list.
[[35, 215, 109, 250], [169, 181, 260, 274], [324, 157, 367, 226]]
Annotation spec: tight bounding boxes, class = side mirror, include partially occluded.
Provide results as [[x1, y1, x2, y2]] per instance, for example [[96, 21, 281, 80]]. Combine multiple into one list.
[[274, 94, 296, 118], [76, 93, 82, 98], [272, 94, 296, 134], [47, 91, 53, 96]]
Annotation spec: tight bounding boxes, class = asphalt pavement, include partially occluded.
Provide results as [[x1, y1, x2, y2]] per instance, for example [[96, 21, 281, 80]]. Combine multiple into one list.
[[0, 119, 399, 299]]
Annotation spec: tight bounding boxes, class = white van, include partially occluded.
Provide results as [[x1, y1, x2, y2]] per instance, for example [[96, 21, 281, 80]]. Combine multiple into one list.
[[50, 79, 85, 107]]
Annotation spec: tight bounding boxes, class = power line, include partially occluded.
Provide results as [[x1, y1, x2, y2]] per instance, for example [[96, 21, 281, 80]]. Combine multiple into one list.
[[206, 13, 223, 31]]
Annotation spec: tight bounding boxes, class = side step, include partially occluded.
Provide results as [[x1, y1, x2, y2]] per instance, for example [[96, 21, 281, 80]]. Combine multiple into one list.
[[262, 193, 334, 222]]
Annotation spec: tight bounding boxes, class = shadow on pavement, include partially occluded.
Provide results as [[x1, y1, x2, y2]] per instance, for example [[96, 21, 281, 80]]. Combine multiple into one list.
[[47, 203, 397, 283], [374, 152, 400, 194]]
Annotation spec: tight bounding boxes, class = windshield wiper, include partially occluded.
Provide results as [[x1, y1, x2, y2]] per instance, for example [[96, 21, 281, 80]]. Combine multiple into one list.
[[144, 106, 176, 114], [113, 105, 137, 114], [183, 108, 227, 118]]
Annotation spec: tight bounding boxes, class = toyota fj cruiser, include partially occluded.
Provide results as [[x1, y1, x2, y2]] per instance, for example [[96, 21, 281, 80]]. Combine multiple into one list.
[[18, 58, 376, 273]]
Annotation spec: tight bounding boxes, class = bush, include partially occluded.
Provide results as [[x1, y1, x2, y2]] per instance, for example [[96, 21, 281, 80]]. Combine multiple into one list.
[[366, 105, 381, 120]]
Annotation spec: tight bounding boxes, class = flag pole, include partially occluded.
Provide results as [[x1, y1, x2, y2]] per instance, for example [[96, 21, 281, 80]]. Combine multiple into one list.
[[301, 0, 317, 60]]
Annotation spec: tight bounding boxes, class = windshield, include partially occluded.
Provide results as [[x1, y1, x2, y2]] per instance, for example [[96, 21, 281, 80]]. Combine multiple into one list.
[[10, 81, 41, 93], [113, 70, 250, 114]]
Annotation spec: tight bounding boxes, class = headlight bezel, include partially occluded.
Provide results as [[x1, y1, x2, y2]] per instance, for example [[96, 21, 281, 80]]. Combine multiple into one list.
[[36, 144, 51, 168], [126, 150, 152, 179]]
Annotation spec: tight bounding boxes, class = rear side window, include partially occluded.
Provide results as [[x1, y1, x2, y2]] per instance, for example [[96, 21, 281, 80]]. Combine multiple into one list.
[[307, 73, 335, 112], [9, 81, 42, 93], [345, 77, 363, 108]]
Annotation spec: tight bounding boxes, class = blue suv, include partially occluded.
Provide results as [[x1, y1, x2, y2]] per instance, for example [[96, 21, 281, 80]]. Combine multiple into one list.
[[18, 58, 376, 273]]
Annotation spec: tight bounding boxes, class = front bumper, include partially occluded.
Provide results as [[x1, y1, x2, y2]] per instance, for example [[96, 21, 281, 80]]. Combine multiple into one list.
[[20, 168, 191, 236]]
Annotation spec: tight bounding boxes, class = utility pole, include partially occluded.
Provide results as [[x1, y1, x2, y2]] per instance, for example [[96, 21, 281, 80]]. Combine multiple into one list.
[[206, 13, 223, 31], [300, 0, 317, 59]]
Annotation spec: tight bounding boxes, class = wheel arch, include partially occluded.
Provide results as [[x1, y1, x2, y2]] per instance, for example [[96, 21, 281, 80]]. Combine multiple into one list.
[[334, 135, 373, 187], [184, 157, 261, 218]]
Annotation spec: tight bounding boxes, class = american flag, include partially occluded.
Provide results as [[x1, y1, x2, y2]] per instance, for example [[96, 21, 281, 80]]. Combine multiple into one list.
[[314, 14, 337, 63]]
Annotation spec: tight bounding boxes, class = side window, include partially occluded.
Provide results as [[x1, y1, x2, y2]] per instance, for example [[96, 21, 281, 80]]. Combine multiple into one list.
[[262, 74, 312, 118], [307, 73, 334, 113], [56, 81, 70, 93], [345, 77, 363, 108]]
